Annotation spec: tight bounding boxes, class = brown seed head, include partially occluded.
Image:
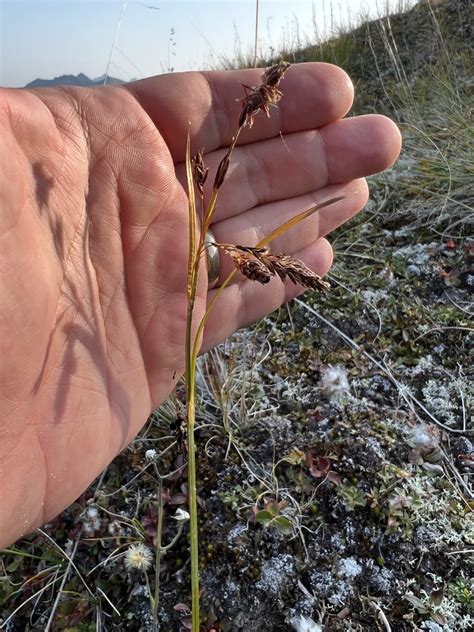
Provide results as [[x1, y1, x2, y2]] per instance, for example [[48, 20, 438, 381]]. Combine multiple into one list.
[[215, 242, 330, 291], [260, 252, 330, 291], [239, 61, 290, 129], [191, 149, 208, 196], [213, 149, 232, 191], [262, 60, 291, 89], [216, 243, 271, 283]]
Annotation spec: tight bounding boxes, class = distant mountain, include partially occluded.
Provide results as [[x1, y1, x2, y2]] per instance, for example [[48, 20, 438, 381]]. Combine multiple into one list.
[[25, 73, 125, 88]]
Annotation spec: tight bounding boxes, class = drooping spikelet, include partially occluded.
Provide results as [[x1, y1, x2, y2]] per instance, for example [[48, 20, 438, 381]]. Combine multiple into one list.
[[260, 252, 331, 292], [239, 61, 290, 129], [214, 243, 330, 291], [210, 61, 291, 193], [218, 244, 272, 283]]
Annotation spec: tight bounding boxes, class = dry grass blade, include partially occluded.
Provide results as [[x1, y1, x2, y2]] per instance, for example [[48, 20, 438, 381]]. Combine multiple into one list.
[[185, 130, 197, 298], [259, 195, 346, 247]]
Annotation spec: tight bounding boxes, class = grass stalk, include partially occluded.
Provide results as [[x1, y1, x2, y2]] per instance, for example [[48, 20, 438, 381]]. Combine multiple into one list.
[[151, 474, 164, 631], [184, 130, 202, 631], [182, 63, 344, 630], [185, 301, 200, 630], [253, 0, 260, 68]]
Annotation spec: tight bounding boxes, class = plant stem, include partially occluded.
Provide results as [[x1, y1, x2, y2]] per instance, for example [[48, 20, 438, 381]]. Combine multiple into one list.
[[152, 474, 164, 631], [185, 295, 200, 631], [184, 129, 201, 631], [145, 571, 154, 627], [253, 0, 260, 68]]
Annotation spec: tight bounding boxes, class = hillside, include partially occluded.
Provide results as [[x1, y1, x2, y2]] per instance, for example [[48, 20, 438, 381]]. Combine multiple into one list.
[[25, 72, 125, 88], [1, 1, 472, 630]]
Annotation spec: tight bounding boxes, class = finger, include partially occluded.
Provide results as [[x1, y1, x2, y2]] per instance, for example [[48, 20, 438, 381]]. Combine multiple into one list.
[[201, 238, 333, 353], [126, 62, 354, 160], [175, 114, 400, 222], [210, 180, 368, 284]]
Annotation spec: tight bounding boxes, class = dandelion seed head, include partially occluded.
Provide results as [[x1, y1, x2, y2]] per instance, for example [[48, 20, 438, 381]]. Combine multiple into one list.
[[173, 508, 190, 522], [145, 449, 158, 461], [124, 543, 153, 572], [320, 365, 350, 400]]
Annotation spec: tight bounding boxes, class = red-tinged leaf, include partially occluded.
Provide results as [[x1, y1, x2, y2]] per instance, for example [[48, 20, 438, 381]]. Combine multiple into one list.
[[264, 499, 278, 514], [174, 603, 191, 612], [328, 471, 342, 486], [197, 495, 206, 510], [169, 493, 187, 505], [445, 239, 456, 249], [181, 616, 193, 630], [310, 465, 324, 478], [316, 457, 331, 474], [161, 488, 172, 503], [432, 612, 447, 625], [305, 451, 314, 467]]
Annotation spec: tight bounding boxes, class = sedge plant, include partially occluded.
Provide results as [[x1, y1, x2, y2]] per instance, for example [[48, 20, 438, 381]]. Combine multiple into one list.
[[182, 61, 345, 630]]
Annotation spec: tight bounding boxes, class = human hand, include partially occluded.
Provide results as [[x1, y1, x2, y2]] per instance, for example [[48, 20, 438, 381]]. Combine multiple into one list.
[[0, 63, 401, 546]]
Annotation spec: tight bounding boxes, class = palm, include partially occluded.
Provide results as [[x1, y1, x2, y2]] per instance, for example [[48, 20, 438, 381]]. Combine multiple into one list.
[[0, 64, 400, 545]]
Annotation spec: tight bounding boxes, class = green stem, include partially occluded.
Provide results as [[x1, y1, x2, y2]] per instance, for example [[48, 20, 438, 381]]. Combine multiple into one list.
[[185, 296, 200, 632], [152, 474, 164, 631], [145, 571, 154, 626]]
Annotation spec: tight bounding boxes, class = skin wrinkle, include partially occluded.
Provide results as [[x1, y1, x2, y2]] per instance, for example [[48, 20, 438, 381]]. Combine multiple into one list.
[[37, 97, 89, 271], [83, 109, 154, 427], [117, 203, 162, 411], [122, 179, 182, 258], [317, 127, 330, 192], [28, 140, 89, 401], [31, 423, 51, 529], [139, 288, 186, 352], [201, 71, 232, 149], [120, 185, 189, 405], [44, 89, 91, 164], [247, 147, 272, 210], [83, 216, 117, 436], [174, 128, 335, 220]]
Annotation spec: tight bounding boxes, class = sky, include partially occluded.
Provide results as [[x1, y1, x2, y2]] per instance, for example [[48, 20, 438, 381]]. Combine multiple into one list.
[[0, 0, 414, 88]]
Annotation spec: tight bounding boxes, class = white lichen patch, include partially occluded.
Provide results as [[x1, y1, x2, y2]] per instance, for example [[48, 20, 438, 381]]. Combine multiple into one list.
[[338, 557, 363, 579], [256, 554, 295, 596]]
